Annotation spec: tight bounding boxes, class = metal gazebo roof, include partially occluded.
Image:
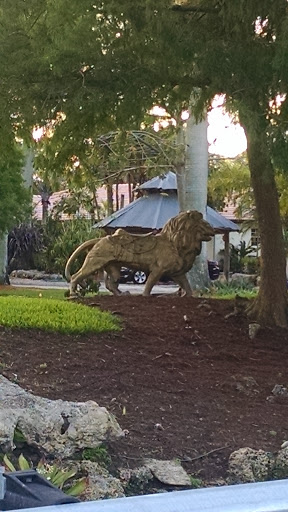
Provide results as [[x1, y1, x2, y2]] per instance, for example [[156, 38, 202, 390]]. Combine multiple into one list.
[[94, 173, 239, 233]]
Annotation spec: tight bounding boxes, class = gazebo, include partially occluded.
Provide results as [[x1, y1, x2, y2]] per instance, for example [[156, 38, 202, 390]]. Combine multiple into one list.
[[94, 171, 239, 279]]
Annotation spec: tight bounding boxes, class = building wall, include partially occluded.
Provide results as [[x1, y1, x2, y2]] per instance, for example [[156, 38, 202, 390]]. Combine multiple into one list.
[[206, 226, 258, 263]]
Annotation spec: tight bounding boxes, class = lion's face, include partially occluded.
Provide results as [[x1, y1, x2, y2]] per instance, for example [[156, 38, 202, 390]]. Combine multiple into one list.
[[163, 210, 214, 252]]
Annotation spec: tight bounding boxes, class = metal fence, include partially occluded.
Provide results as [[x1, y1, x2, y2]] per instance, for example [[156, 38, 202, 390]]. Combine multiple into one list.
[[7, 479, 288, 512]]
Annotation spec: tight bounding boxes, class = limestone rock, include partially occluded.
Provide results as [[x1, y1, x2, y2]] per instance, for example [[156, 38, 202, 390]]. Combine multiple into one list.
[[274, 447, 288, 478], [228, 447, 274, 483], [144, 459, 191, 486], [248, 323, 261, 339], [119, 465, 153, 492], [0, 375, 123, 458], [79, 461, 125, 501], [272, 384, 288, 397]]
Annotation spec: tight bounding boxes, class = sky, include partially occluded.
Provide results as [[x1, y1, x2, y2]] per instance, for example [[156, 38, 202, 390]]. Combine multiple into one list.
[[153, 97, 247, 159], [208, 98, 247, 158]]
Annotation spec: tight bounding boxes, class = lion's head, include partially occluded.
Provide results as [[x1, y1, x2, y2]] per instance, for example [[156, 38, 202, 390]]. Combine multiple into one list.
[[161, 210, 214, 254]]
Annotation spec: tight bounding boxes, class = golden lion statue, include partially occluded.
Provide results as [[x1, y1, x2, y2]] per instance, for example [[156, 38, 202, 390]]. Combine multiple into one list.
[[65, 210, 214, 297]]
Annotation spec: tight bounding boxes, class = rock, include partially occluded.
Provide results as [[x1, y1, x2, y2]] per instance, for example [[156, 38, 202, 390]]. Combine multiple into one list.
[[221, 375, 259, 396], [248, 323, 261, 339], [9, 270, 64, 281], [273, 447, 288, 478], [79, 461, 125, 501], [228, 447, 274, 483], [144, 459, 191, 486], [0, 375, 123, 458], [272, 384, 288, 397], [119, 465, 153, 492], [230, 274, 257, 286]]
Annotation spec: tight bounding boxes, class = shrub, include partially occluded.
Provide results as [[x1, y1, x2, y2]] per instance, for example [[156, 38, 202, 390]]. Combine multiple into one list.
[[36, 217, 100, 275], [8, 223, 44, 272], [0, 296, 120, 334]]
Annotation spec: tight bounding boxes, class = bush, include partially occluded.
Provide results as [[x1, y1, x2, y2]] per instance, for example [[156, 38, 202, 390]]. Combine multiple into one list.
[[243, 256, 260, 274], [35, 217, 101, 275], [0, 296, 120, 334], [8, 223, 44, 272]]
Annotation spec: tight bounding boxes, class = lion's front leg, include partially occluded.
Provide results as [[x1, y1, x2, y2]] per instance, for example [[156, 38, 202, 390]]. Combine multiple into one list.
[[172, 273, 193, 297], [143, 269, 163, 296], [69, 258, 103, 298]]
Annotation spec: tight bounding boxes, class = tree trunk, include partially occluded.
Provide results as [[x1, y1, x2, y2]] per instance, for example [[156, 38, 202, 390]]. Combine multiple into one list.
[[181, 113, 210, 290], [242, 120, 288, 327], [0, 147, 34, 284], [106, 181, 114, 215], [0, 234, 8, 284]]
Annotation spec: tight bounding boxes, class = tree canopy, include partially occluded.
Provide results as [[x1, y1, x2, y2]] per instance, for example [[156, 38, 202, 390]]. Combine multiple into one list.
[[2, 0, 288, 325], [0, 144, 31, 235]]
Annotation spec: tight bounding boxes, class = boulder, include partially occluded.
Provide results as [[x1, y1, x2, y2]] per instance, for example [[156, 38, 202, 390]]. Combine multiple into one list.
[[0, 376, 123, 458], [144, 459, 191, 486], [228, 447, 274, 483], [79, 461, 125, 500], [273, 447, 288, 478]]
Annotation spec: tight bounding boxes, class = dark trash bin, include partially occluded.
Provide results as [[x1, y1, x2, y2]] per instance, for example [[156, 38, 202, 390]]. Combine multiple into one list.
[[0, 470, 79, 510]]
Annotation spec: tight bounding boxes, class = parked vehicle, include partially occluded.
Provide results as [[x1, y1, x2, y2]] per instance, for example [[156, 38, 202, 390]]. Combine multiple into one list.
[[120, 260, 220, 285]]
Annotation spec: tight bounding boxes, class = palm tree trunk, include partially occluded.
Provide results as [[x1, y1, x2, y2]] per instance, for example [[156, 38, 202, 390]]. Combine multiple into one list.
[[179, 112, 210, 290]]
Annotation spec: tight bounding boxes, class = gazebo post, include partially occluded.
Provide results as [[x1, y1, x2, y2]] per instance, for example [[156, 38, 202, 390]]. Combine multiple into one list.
[[223, 231, 230, 282]]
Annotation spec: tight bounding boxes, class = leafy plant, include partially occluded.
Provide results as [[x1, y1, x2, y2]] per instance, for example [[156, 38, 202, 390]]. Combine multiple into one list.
[[3, 454, 86, 497], [189, 476, 203, 488], [37, 217, 100, 275], [8, 223, 44, 272], [209, 280, 257, 300], [229, 242, 255, 274], [82, 445, 111, 467]]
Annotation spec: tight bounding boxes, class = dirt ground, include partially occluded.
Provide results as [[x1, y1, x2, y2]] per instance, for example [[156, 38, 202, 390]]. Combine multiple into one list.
[[1, 294, 288, 484]]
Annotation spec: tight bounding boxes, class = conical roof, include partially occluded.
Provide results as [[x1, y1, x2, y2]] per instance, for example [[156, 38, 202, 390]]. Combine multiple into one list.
[[135, 170, 177, 191], [94, 189, 239, 232]]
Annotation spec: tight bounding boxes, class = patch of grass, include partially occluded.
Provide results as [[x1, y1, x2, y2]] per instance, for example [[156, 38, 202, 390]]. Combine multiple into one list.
[[189, 476, 203, 488], [0, 287, 67, 300], [82, 445, 111, 467], [0, 296, 120, 334], [208, 281, 258, 300]]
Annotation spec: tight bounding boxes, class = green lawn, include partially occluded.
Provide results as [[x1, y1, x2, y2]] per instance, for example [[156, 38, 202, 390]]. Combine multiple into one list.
[[0, 287, 67, 300], [0, 294, 120, 334]]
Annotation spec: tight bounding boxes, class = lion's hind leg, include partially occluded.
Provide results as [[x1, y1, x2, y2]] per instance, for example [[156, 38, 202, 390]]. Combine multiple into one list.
[[143, 268, 163, 296], [172, 274, 192, 297], [104, 264, 122, 296]]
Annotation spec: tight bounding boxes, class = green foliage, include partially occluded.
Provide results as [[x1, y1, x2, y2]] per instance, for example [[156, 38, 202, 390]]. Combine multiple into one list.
[[189, 476, 203, 489], [0, 287, 67, 300], [3, 454, 86, 497], [229, 242, 255, 274], [8, 223, 44, 272], [242, 256, 260, 275], [210, 280, 257, 300], [36, 217, 99, 275], [0, 144, 31, 236], [0, 296, 120, 334], [82, 445, 111, 467], [208, 156, 252, 216]]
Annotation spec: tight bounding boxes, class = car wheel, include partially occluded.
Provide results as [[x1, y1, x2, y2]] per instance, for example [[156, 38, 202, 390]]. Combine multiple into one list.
[[133, 270, 147, 284]]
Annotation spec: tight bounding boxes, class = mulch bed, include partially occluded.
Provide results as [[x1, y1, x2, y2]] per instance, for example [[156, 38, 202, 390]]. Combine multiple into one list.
[[1, 294, 288, 484]]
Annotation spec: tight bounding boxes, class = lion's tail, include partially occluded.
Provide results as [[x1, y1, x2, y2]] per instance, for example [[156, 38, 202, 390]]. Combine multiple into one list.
[[64, 238, 99, 282]]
